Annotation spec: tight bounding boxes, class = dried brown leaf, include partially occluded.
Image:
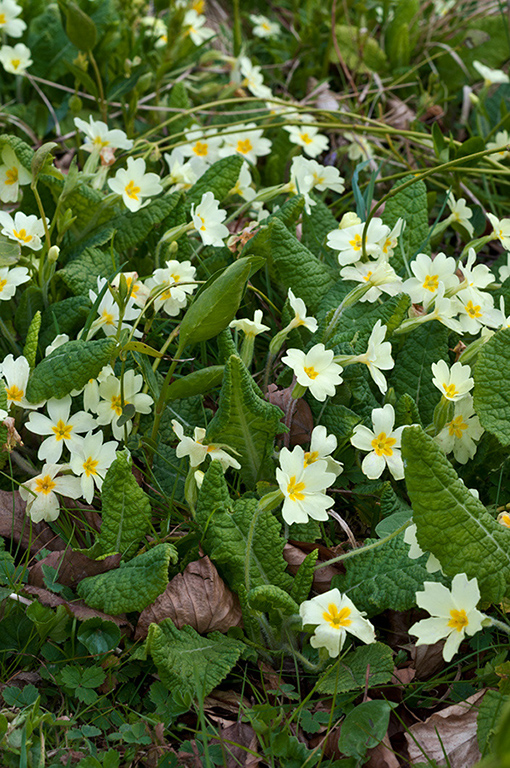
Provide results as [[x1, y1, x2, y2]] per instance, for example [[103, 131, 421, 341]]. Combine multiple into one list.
[[134, 556, 242, 640], [405, 690, 486, 767], [28, 549, 121, 589], [384, 98, 416, 131], [408, 640, 447, 679], [213, 722, 260, 768], [0, 490, 65, 554], [366, 733, 400, 768], [266, 384, 314, 446], [284, 543, 344, 593], [23, 585, 131, 629]]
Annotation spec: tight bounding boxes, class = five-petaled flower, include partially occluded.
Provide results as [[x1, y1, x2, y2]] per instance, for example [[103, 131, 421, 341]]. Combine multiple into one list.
[[26, 395, 96, 464], [171, 419, 241, 471], [431, 360, 474, 401], [20, 463, 82, 523], [350, 403, 405, 480], [276, 445, 336, 525], [282, 343, 343, 402], [299, 588, 376, 657], [108, 156, 163, 212], [190, 191, 230, 247]]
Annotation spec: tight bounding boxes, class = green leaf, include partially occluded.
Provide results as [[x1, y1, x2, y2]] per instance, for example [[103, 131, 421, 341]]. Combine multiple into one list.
[[77, 543, 177, 614], [39, 296, 91, 351], [264, 195, 305, 230], [383, 174, 430, 273], [474, 328, 510, 445], [330, 293, 410, 347], [337, 700, 391, 760], [31, 142, 58, 181], [59, 247, 117, 295], [478, 690, 509, 757], [186, 155, 243, 206], [390, 321, 449, 424], [196, 470, 292, 593], [15, 285, 44, 338], [114, 191, 182, 252], [62, 1, 97, 50], [93, 449, 152, 560], [247, 584, 299, 616], [301, 195, 340, 259], [77, 618, 121, 656], [26, 338, 116, 402], [290, 548, 319, 604], [316, 642, 394, 694], [244, 218, 335, 313], [402, 426, 510, 603], [146, 618, 244, 698], [179, 257, 258, 349], [206, 355, 283, 486], [333, 533, 444, 616], [165, 365, 224, 401], [23, 310, 41, 369], [330, 25, 388, 74], [0, 134, 33, 172], [0, 238, 21, 266]]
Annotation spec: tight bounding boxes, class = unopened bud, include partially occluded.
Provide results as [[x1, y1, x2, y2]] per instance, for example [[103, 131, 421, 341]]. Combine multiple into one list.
[[340, 212, 361, 229], [48, 245, 60, 264]]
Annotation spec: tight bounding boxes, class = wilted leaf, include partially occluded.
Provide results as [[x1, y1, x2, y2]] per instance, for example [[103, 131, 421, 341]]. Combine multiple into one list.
[[135, 556, 242, 640], [22, 586, 131, 629], [28, 549, 121, 589]]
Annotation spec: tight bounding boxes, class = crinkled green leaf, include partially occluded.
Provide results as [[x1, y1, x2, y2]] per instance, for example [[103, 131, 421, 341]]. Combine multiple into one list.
[[289, 548, 319, 604], [146, 619, 244, 698], [39, 296, 91, 351], [474, 327, 510, 445], [333, 533, 444, 616], [264, 195, 305, 229], [23, 311, 41, 369], [478, 690, 509, 757], [244, 217, 336, 313], [77, 543, 177, 614], [383, 174, 430, 273], [331, 293, 411, 347], [93, 450, 152, 560], [316, 642, 394, 694], [0, 134, 33, 172], [337, 700, 391, 761], [114, 191, 183, 252], [206, 355, 283, 486], [26, 338, 116, 402], [186, 155, 243, 206], [302, 195, 340, 261], [390, 321, 449, 424], [15, 286, 44, 339], [196, 467, 292, 593], [402, 426, 510, 603], [247, 584, 299, 616], [59, 247, 117, 295]]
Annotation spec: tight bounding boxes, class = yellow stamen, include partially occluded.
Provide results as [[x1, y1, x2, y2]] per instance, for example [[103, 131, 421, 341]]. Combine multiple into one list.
[[101, 309, 115, 326], [349, 233, 362, 251], [363, 271, 373, 282], [11, 59, 21, 70], [13, 228, 32, 244], [443, 383, 458, 398], [422, 274, 439, 292], [304, 450, 319, 466], [35, 475, 57, 495], [193, 141, 209, 157], [465, 300, 482, 319], [447, 609, 469, 632], [371, 432, 396, 457], [125, 180, 140, 201], [287, 475, 306, 501], [5, 167, 18, 185], [5, 384, 23, 402], [110, 394, 123, 416], [197, 213, 206, 232], [300, 132, 313, 145], [236, 139, 253, 154], [83, 457, 99, 477], [323, 604, 352, 629], [0, 277, 7, 293], [448, 415, 468, 438], [0, 13, 6, 24], [303, 365, 319, 380], [51, 420, 73, 441]]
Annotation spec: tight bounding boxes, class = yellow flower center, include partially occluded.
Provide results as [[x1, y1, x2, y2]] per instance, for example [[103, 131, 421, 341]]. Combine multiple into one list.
[[125, 180, 141, 201], [423, 274, 439, 292], [192, 0, 205, 12], [101, 309, 115, 326], [287, 475, 306, 501], [303, 365, 319, 380], [262, 21, 271, 30], [300, 132, 313, 145], [304, 450, 319, 466], [13, 228, 32, 244], [110, 394, 124, 416], [170, 273, 181, 284], [193, 141, 209, 157], [0, 13, 5, 23], [5, 167, 18, 185], [498, 512, 510, 529], [35, 475, 57, 495], [5, 383, 24, 402], [197, 213, 206, 232], [323, 604, 352, 629], [51, 419, 73, 442], [93, 136, 109, 148], [83, 457, 99, 477], [465, 300, 482, 318], [448, 415, 468, 438], [447, 609, 469, 632], [442, 382, 458, 398], [0, 277, 7, 293], [11, 59, 21, 70], [363, 271, 373, 282], [312, 172, 324, 185], [371, 432, 396, 457], [382, 238, 392, 254], [349, 233, 362, 251], [236, 139, 253, 154]]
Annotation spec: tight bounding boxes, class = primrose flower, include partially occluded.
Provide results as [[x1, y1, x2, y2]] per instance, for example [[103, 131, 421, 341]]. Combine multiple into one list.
[[344, 132, 374, 162], [377, 218, 405, 260], [473, 60, 509, 87], [88, 277, 142, 338], [402, 253, 459, 307], [327, 218, 390, 266], [351, 320, 394, 395], [350, 403, 405, 481], [303, 158, 345, 196], [284, 124, 329, 158], [300, 588, 376, 658], [164, 149, 206, 191], [250, 13, 280, 38], [287, 289, 318, 333], [145, 260, 197, 317], [305, 425, 343, 477], [0, 1, 26, 37], [74, 117, 133, 158], [183, 9, 215, 46], [19, 464, 82, 523], [96, 370, 153, 440], [45, 334, 69, 358], [499, 254, 510, 283], [80, 364, 114, 414], [488, 213, 510, 250], [229, 309, 270, 337], [69, 431, 118, 504], [404, 524, 442, 573], [455, 289, 501, 335], [434, 394, 484, 464], [282, 344, 343, 402], [0, 211, 47, 251], [0, 354, 42, 410], [446, 193, 474, 237], [171, 419, 241, 471], [487, 130, 510, 160], [0, 266, 30, 301], [276, 445, 336, 525], [110, 271, 150, 308], [431, 360, 473, 401], [26, 396, 96, 464], [108, 157, 163, 213], [0, 42, 32, 74], [425, 282, 464, 333], [340, 260, 402, 303], [409, 574, 486, 662], [459, 248, 495, 296], [181, 125, 223, 165], [497, 510, 510, 529], [229, 162, 256, 201], [0, 145, 31, 203], [190, 191, 229, 247], [219, 123, 271, 164], [238, 57, 272, 99]]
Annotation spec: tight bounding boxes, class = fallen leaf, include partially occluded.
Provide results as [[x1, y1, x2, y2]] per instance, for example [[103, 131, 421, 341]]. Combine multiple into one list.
[[23, 585, 131, 629], [266, 384, 314, 446], [405, 690, 486, 767], [28, 549, 121, 589], [134, 556, 242, 640], [212, 721, 260, 768], [365, 733, 400, 768], [0, 490, 65, 553], [284, 543, 344, 593], [408, 640, 446, 679], [384, 97, 416, 131]]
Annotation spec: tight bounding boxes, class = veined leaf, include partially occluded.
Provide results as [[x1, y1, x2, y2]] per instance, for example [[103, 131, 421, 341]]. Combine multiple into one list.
[[402, 426, 510, 603], [39, 296, 91, 351], [78, 544, 177, 614], [316, 642, 394, 694], [474, 327, 510, 445], [290, 548, 319, 604], [247, 584, 299, 616], [186, 155, 243, 206], [206, 355, 283, 486], [23, 311, 41, 369], [59, 247, 117, 295], [146, 619, 244, 698]]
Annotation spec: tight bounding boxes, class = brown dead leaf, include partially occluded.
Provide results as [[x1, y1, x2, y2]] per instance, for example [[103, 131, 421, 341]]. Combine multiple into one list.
[[266, 384, 314, 446], [390, 667, 416, 688], [365, 733, 400, 768], [408, 640, 446, 679], [23, 585, 131, 630], [284, 543, 344, 593], [405, 690, 486, 767], [134, 556, 242, 640], [212, 721, 260, 768], [384, 97, 416, 131], [0, 490, 65, 554], [28, 549, 121, 589]]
